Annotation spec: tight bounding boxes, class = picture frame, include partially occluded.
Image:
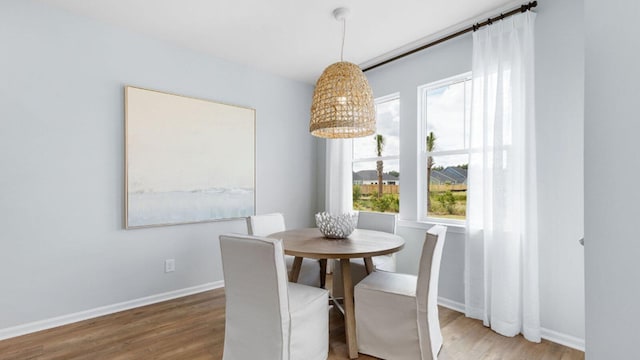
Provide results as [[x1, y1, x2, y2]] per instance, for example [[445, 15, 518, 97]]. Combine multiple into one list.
[[124, 86, 255, 229]]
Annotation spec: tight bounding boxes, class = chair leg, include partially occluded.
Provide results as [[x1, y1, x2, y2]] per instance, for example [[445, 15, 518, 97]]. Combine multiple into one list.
[[319, 259, 327, 288]]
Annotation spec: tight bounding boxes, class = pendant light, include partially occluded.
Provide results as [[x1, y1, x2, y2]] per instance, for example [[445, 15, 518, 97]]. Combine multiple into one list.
[[309, 7, 376, 139]]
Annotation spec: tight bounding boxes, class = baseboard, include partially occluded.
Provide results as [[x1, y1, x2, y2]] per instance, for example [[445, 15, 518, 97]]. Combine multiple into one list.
[[541, 327, 585, 352], [437, 296, 585, 352], [0, 281, 224, 341], [2, 286, 585, 353], [438, 296, 466, 313]]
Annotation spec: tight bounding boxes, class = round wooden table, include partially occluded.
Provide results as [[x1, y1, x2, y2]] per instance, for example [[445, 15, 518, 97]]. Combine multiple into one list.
[[268, 228, 405, 359]]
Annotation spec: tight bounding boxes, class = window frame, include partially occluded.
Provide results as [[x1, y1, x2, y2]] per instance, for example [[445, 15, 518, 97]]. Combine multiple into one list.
[[417, 72, 472, 226], [352, 92, 400, 212]]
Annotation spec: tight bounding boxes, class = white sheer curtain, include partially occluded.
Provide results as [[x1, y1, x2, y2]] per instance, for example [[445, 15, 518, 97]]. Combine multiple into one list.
[[325, 139, 353, 274], [465, 11, 540, 342], [325, 139, 353, 214]]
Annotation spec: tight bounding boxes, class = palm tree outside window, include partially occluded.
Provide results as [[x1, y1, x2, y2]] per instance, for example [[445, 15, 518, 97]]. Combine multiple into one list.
[[352, 94, 400, 213]]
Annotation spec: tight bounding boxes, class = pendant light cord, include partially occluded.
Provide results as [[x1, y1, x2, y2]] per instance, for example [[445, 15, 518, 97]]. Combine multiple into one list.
[[340, 18, 346, 61]]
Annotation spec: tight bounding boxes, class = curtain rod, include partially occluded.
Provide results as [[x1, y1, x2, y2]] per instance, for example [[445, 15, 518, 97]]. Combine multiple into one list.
[[362, 1, 538, 72]]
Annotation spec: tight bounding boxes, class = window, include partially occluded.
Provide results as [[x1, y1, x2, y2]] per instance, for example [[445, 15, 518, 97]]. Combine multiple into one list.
[[352, 94, 400, 213], [418, 73, 471, 222]]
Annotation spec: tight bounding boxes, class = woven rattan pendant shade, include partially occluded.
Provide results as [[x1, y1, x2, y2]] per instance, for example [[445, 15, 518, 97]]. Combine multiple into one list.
[[309, 61, 376, 139]]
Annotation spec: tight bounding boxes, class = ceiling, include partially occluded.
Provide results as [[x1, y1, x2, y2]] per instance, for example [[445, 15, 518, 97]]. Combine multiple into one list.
[[37, 0, 520, 84]]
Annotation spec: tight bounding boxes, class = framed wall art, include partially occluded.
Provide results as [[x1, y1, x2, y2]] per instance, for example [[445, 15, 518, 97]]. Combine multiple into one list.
[[125, 86, 255, 228]]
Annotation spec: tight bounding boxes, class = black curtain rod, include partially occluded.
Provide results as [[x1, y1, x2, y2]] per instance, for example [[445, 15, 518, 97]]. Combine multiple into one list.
[[362, 1, 537, 72]]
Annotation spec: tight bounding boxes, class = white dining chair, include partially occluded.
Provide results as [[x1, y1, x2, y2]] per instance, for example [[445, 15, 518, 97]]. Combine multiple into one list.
[[219, 233, 329, 360], [332, 211, 397, 298], [247, 213, 324, 287], [354, 225, 447, 360]]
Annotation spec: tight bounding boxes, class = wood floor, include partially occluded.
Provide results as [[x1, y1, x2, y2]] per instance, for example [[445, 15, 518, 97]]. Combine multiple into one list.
[[0, 288, 584, 360]]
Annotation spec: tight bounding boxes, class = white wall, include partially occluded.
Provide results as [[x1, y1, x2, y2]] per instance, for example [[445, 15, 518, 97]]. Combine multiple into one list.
[[584, 0, 640, 358], [361, 0, 585, 348], [0, 0, 316, 333], [535, 0, 585, 345]]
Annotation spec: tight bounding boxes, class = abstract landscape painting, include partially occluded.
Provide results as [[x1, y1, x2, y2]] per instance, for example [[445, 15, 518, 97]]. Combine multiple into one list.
[[125, 86, 255, 228]]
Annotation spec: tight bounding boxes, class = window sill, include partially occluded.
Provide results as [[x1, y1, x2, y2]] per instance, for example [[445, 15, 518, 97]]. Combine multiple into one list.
[[397, 219, 466, 234]]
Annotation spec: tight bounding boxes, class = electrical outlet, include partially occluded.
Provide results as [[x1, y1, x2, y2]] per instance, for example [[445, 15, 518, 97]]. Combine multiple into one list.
[[165, 259, 175, 273]]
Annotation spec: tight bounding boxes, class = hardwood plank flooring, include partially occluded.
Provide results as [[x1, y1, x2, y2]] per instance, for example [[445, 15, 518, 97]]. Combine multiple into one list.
[[0, 288, 584, 359]]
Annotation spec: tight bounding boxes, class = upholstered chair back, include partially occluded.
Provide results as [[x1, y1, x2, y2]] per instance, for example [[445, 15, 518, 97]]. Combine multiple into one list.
[[357, 211, 397, 234], [219, 234, 291, 360], [247, 213, 286, 236], [416, 225, 447, 360], [247, 212, 323, 288]]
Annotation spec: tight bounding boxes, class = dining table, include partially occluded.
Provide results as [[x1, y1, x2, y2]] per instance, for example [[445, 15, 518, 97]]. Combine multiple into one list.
[[267, 227, 405, 359]]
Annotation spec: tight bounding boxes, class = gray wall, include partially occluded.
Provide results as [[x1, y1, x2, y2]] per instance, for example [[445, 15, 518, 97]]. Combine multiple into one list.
[[362, 0, 585, 346], [535, 0, 584, 343], [584, 0, 640, 358], [0, 0, 316, 330]]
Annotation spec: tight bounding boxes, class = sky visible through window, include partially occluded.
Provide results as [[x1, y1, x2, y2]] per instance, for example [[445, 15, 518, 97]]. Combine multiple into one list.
[[426, 79, 471, 168]]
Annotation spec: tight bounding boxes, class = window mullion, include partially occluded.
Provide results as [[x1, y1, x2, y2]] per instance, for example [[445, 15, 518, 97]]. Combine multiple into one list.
[[425, 149, 469, 157], [353, 155, 399, 163]]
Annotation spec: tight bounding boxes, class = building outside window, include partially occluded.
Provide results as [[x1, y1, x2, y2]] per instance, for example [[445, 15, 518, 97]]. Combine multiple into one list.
[[418, 73, 471, 223], [352, 94, 400, 213]]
